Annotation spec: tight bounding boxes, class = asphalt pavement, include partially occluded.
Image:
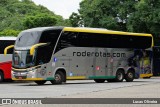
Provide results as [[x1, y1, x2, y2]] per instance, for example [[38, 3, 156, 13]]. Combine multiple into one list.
[[0, 77, 160, 107]]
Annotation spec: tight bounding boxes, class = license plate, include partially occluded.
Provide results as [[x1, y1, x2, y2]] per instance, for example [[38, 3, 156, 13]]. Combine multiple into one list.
[[18, 77, 22, 80]]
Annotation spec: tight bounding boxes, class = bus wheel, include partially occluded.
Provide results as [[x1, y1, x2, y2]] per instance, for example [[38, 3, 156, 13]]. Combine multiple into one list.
[[51, 71, 64, 84], [0, 71, 4, 82], [34, 81, 46, 85], [94, 79, 105, 83], [125, 70, 135, 82], [115, 70, 124, 82]]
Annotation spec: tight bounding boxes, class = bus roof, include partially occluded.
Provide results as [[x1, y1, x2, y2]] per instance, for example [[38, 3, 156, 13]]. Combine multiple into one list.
[[0, 37, 16, 40], [63, 27, 152, 37], [20, 26, 152, 37], [21, 26, 64, 32]]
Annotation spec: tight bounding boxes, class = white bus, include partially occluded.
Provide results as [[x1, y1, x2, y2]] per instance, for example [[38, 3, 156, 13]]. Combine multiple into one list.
[[0, 37, 16, 82], [4, 27, 153, 85]]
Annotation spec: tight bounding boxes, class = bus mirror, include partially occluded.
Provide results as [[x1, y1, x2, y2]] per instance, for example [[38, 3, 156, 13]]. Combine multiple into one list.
[[30, 43, 48, 55], [4, 45, 14, 56]]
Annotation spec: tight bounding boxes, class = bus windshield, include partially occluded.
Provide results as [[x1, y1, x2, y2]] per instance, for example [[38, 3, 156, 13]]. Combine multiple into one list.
[[13, 29, 62, 68], [13, 50, 35, 68], [15, 31, 39, 47]]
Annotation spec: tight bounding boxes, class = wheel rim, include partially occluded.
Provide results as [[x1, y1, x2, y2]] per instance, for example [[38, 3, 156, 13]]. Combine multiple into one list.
[[117, 72, 123, 80], [55, 74, 61, 82], [128, 72, 133, 79]]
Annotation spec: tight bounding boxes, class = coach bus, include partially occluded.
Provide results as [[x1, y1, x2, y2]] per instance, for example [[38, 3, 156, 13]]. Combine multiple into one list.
[[4, 27, 153, 85], [0, 37, 16, 82]]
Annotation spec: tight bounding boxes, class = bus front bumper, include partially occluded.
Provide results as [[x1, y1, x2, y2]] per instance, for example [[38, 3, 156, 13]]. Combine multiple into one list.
[[11, 68, 44, 81], [12, 77, 44, 81]]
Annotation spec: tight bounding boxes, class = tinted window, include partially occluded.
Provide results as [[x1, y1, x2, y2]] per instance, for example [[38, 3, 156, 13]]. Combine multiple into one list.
[[55, 32, 78, 52], [36, 30, 61, 64], [78, 33, 152, 49], [55, 31, 152, 52], [78, 32, 109, 47], [0, 40, 15, 54], [15, 31, 39, 47], [110, 35, 152, 49]]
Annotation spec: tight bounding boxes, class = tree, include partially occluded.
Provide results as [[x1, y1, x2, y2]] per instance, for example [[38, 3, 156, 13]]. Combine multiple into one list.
[[0, 29, 20, 36], [23, 14, 57, 29], [127, 0, 160, 45], [79, 0, 138, 31], [69, 12, 83, 27], [55, 15, 71, 26], [0, 0, 70, 34], [79, 0, 160, 45], [127, 0, 160, 34], [0, 0, 18, 6]]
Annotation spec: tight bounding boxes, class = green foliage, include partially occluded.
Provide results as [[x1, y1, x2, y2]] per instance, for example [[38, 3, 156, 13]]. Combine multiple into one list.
[[0, 0, 71, 36], [56, 19, 72, 27], [0, 29, 20, 37], [127, 0, 160, 45], [127, 0, 160, 34], [69, 12, 83, 27], [23, 14, 57, 29], [79, 0, 139, 30], [78, 0, 160, 45], [79, 0, 138, 31], [55, 15, 71, 26]]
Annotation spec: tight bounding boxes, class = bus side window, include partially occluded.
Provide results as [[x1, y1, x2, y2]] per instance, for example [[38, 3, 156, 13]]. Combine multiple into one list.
[[77, 32, 109, 48], [55, 32, 78, 52], [0, 40, 5, 54], [36, 30, 61, 64], [108, 35, 152, 49], [7, 41, 15, 54], [0, 40, 15, 54], [77, 33, 88, 47]]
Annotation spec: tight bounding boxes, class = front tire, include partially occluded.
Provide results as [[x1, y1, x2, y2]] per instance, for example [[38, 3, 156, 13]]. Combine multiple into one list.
[[34, 80, 46, 85], [125, 70, 135, 82], [51, 71, 64, 84], [115, 69, 125, 82], [0, 71, 4, 82], [94, 79, 105, 83]]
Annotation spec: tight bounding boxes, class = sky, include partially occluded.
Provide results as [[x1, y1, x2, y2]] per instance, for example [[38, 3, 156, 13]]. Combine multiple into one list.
[[31, 0, 82, 19]]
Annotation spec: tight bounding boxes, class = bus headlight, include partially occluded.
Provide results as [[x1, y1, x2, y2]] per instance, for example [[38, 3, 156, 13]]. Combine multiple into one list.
[[27, 68, 36, 72], [12, 71, 16, 74]]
